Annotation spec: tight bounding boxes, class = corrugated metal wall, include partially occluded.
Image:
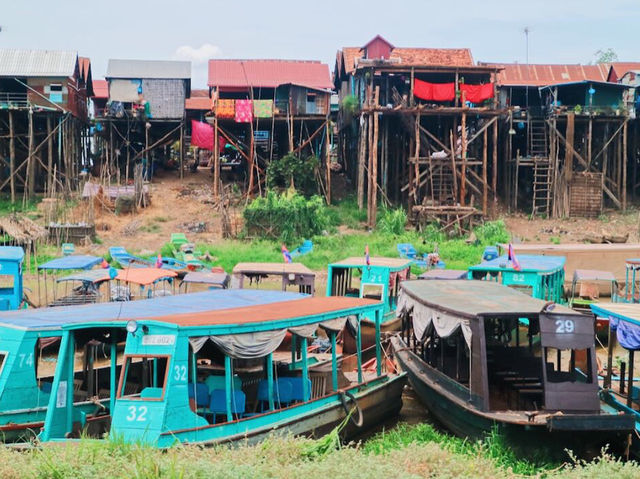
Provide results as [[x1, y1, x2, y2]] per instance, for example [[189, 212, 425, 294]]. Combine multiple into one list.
[[142, 79, 186, 119]]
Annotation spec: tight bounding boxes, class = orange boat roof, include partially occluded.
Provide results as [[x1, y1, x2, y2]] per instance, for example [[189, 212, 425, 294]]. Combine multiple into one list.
[[115, 268, 178, 286]]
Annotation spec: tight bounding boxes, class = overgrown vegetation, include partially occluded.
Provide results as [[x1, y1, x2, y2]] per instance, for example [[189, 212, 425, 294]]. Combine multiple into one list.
[[377, 207, 408, 235], [243, 190, 332, 244], [266, 153, 319, 195], [0, 424, 638, 478]]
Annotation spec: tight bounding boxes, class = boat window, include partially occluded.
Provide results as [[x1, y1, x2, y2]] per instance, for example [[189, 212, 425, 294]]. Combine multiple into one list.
[[118, 355, 169, 400], [35, 337, 61, 380], [506, 284, 533, 296], [544, 348, 592, 383], [0, 274, 14, 292], [330, 267, 360, 297], [361, 283, 384, 301]]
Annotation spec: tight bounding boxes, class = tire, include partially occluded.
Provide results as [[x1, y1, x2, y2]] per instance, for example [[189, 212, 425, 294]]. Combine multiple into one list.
[[340, 391, 363, 427]]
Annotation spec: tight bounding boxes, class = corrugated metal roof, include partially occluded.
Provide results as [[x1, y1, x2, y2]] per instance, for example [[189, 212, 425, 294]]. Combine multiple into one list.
[[92, 79, 108, 99], [0, 49, 77, 77], [208, 59, 332, 90], [185, 96, 211, 110], [106, 59, 191, 79], [608, 62, 640, 82], [339, 46, 474, 74], [482, 62, 609, 87]]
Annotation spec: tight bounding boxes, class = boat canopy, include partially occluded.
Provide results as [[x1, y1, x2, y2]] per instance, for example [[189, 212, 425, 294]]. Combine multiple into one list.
[[397, 280, 576, 346], [182, 271, 230, 287], [591, 303, 640, 350], [329, 257, 412, 270], [56, 269, 118, 284], [419, 269, 467, 280], [469, 254, 565, 274], [0, 246, 24, 262], [572, 269, 616, 283], [115, 267, 178, 285], [232, 262, 314, 276], [0, 289, 305, 331], [38, 255, 103, 271]]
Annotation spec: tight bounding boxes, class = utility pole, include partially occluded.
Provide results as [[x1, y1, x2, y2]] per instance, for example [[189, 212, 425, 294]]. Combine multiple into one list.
[[524, 26, 530, 109]]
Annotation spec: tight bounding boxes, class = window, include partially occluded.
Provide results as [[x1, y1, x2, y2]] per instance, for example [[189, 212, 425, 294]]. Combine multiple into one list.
[[306, 93, 316, 103], [361, 283, 384, 301], [118, 355, 169, 400], [544, 348, 592, 383], [35, 337, 61, 380], [49, 84, 62, 93]]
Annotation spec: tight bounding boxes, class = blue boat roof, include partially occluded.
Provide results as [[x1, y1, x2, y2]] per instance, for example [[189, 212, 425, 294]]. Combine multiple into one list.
[[38, 255, 103, 271], [0, 246, 25, 262], [0, 289, 306, 331], [468, 254, 566, 273], [590, 303, 640, 327]]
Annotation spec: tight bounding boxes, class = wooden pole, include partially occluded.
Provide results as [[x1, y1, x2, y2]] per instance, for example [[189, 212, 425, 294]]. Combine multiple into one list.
[[47, 115, 53, 195], [248, 121, 255, 195], [179, 121, 184, 180], [565, 113, 575, 182], [414, 112, 420, 204], [371, 111, 379, 227], [460, 107, 467, 206], [587, 116, 593, 168], [482, 128, 488, 215], [357, 115, 367, 210], [492, 119, 498, 215], [449, 131, 458, 202], [213, 116, 220, 199], [9, 110, 15, 203], [27, 109, 35, 200], [325, 119, 331, 204], [623, 120, 628, 210]]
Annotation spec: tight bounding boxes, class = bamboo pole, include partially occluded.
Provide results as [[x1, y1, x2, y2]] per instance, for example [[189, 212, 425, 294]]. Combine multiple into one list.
[[213, 116, 220, 199], [414, 112, 420, 204], [325, 119, 331, 204], [371, 110, 379, 228], [357, 115, 367, 210], [482, 128, 488, 215], [623, 120, 628, 210], [492, 119, 498, 215], [9, 110, 15, 203], [460, 107, 467, 206], [47, 115, 53, 195], [27, 108, 35, 200], [179, 121, 184, 180]]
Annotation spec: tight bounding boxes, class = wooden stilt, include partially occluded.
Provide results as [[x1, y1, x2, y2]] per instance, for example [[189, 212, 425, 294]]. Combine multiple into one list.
[[623, 120, 628, 210], [47, 115, 53, 195], [179, 121, 184, 180], [9, 110, 15, 203], [371, 110, 379, 228], [27, 109, 35, 200], [492, 119, 498, 215], [460, 109, 467, 206], [482, 128, 488, 215], [357, 115, 367, 210], [213, 116, 220, 199], [325, 119, 331, 204]]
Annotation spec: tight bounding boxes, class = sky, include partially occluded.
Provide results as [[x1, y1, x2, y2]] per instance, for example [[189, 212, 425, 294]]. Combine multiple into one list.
[[2, 0, 639, 88]]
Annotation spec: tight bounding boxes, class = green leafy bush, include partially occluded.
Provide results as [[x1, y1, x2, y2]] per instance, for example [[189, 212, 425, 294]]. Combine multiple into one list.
[[377, 207, 407, 235], [266, 153, 319, 195], [243, 190, 331, 244]]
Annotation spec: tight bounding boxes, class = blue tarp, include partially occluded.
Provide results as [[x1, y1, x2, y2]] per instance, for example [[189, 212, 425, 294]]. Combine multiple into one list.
[[0, 289, 306, 331], [38, 255, 103, 271], [611, 318, 640, 351], [469, 254, 566, 273]]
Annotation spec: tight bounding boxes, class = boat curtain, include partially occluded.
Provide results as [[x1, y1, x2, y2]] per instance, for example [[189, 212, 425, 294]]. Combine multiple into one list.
[[610, 317, 640, 351], [188, 317, 352, 359], [396, 292, 472, 347]]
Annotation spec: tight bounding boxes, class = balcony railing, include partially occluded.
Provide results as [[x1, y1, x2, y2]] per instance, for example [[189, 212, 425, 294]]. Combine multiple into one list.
[[0, 93, 29, 108]]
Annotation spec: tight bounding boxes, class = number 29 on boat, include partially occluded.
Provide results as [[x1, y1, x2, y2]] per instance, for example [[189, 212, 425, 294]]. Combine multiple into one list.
[[39, 294, 406, 446]]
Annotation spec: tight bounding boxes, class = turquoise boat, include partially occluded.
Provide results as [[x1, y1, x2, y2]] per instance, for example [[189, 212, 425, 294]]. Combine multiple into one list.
[[0, 290, 306, 442], [591, 302, 640, 458], [326, 257, 412, 353], [0, 246, 25, 311], [468, 254, 566, 303], [40, 293, 406, 446]]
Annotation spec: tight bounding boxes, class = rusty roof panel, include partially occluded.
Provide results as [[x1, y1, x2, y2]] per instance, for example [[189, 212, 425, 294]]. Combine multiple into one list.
[[340, 46, 474, 74], [482, 63, 609, 87], [208, 59, 332, 90]]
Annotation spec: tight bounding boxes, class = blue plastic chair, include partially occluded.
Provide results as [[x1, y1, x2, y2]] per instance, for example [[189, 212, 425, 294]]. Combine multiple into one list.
[[209, 389, 246, 423], [204, 374, 242, 394], [257, 379, 293, 411], [279, 377, 312, 403], [188, 382, 210, 409], [61, 243, 75, 256], [290, 239, 313, 258], [482, 246, 499, 262]]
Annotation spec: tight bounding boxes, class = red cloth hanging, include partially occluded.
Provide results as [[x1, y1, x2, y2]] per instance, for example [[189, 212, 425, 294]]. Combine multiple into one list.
[[190, 119, 214, 151], [413, 79, 455, 101], [459, 83, 494, 103]]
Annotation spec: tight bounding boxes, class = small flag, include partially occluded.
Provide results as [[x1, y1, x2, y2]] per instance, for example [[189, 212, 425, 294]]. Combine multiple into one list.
[[508, 243, 521, 271], [281, 244, 292, 264], [101, 258, 109, 269], [365, 245, 370, 266], [155, 254, 163, 269]]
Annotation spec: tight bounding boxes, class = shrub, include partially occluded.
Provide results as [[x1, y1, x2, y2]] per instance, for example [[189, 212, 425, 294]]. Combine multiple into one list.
[[377, 207, 407, 235], [266, 153, 319, 195], [243, 190, 331, 244]]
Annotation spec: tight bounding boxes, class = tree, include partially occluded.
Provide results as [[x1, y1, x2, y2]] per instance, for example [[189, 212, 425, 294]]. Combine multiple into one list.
[[593, 48, 618, 64]]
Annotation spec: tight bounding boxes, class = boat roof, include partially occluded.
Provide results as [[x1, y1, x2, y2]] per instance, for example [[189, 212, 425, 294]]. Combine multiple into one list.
[[130, 296, 379, 332], [0, 246, 24, 262], [419, 269, 467, 280], [232, 262, 314, 276], [57, 269, 118, 284], [38, 255, 103, 271], [0, 289, 306, 331], [572, 269, 616, 282], [182, 271, 230, 286], [400, 280, 575, 319], [330, 257, 412, 269], [115, 268, 178, 285], [468, 254, 565, 273], [590, 303, 640, 327]]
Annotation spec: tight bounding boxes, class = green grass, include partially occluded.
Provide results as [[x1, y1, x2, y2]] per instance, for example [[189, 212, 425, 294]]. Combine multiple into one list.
[[327, 197, 368, 230], [0, 195, 41, 214]]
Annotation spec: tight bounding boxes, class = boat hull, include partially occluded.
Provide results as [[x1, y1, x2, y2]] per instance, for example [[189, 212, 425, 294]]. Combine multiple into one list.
[[153, 374, 406, 447], [391, 336, 633, 458]]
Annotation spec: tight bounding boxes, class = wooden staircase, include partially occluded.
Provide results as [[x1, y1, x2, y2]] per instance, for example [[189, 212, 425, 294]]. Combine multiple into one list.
[[528, 118, 548, 157]]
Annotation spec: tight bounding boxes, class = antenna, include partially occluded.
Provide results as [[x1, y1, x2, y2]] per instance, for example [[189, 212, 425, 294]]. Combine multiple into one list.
[[524, 26, 530, 110]]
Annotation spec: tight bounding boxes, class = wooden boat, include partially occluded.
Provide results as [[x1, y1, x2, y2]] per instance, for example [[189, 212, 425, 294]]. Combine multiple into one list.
[[179, 271, 230, 292], [111, 268, 178, 301], [51, 269, 116, 306], [39, 294, 406, 446], [569, 269, 619, 334], [108, 247, 195, 274], [326, 257, 412, 354], [38, 255, 105, 306], [232, 262, 315, 295], [391, 280, 634, 457], [0, 246, 25, 311], [591, 302, 640, 458], [0, 290, 307, 442], [468, 254, 566, 303]]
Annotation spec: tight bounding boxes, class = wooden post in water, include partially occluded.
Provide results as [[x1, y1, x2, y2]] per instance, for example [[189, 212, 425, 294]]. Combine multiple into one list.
[[8, 110, 15, 203]]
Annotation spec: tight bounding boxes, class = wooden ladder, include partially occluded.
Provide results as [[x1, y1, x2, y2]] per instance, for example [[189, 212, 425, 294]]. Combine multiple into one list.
[[532, 158, 551, 216], [528, 118, 548, 158]]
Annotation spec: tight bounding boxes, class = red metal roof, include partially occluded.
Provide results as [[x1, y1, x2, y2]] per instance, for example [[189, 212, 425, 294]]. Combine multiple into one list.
[[208, 59, 332, 90], [78, 56, 91, 82], [92, 79, 108, 99], [607, 62, 640, 82], [185, 89, 211, 110], [340, 46, 474, 74], [483, 63, 609, 87]]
